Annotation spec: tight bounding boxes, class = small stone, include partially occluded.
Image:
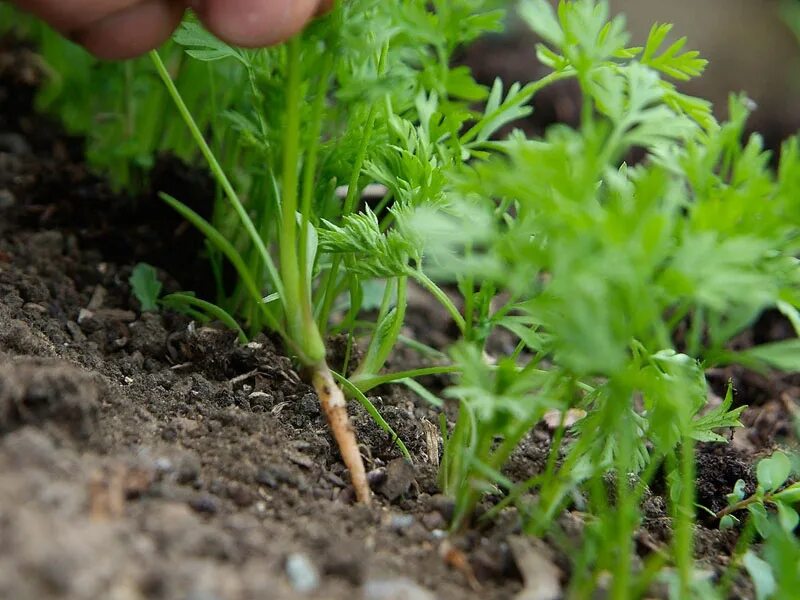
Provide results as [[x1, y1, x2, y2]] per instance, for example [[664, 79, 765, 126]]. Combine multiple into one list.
[[22, 302, 47, 315], [188, 495, 218, 514], [285, 553, 320, 594], [77, 308, 96, 326], [367, 468, 387, 488], [362, 578, 436, 600], [154, 457, 173, 474], [378, 459, 416, 502], [388, 513, 415, 532], [186, 591, 222, 600]]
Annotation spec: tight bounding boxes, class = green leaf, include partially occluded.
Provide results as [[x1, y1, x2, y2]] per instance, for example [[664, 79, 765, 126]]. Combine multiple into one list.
[[689, 381, 745, 443], [158, 193, 281, 334], [773, 482, 800, 504], [737, 340, 800, 373], [743, 550, 777, 600], [332, 371, 411, 461], [726, 478, 747, 505], [319, 207, 419, 278], [129, 263, 162, 312], [775, 500, 799, 532], [161, 293, 248, 344], [519, 0, 564, 47], [719, 514, 738, 530], [757, 452, 792, 493], [640, 23, 707, 81], [749, 502, 772, 540], [173, 21, 245, 64], [462, 79, 536, 145]]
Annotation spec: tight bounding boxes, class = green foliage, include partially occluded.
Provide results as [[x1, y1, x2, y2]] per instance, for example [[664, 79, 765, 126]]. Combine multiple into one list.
[[10, 0, 800, 596], [128, 263, 162, 311], [0, 9, 248, 189], [717, 449, 800, 600], [421, 0, 799, 594]]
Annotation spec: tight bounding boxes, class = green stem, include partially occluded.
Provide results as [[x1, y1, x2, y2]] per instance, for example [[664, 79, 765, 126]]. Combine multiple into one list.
[[298, 53, 334, 313], [274, 40, 326, 364], [674, 438, 696, 599], [149, 50, 285, 307], [351, 365, 460, 393], [413, 270, 466, 333], [279, 38, 303, 339], [332, 372, 412, 461]]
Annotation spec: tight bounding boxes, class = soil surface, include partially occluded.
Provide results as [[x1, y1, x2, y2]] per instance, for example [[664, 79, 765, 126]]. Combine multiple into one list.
[[0, 36, 797, 600]]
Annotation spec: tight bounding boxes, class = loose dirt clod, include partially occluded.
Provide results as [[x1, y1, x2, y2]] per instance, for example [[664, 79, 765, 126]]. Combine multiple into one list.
[[0, 358, 99, 436]]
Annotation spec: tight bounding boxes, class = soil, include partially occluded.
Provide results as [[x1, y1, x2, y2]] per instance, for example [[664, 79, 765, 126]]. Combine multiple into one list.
[[1, 35, 797, 600]]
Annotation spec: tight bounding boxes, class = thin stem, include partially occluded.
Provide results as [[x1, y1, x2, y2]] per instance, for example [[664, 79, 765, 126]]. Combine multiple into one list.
[[413, 270, 466, 333], [149, 50, 285, 307], [674, 438, 696, 599], [279, 38, 303, 339], [298, 52, 334, 316], [351, 365, 461, 393], [333, 372, 412, 461], [717, 517, 758, 597]]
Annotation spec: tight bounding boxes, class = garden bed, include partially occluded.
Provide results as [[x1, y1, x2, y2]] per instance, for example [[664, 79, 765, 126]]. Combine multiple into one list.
[[0, 33, 797, 600]]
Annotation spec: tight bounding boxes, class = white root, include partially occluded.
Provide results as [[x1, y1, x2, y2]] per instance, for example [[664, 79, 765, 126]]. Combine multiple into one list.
[[311, 364, 372, 505]]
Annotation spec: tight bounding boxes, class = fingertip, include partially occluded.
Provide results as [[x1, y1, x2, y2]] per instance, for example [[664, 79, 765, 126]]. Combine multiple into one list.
[[195, 0, 324, 48], [75, 0, 185, 60]]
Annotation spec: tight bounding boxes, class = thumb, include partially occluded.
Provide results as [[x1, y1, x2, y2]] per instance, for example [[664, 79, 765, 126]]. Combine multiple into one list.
[[192, 0, 330, 48]]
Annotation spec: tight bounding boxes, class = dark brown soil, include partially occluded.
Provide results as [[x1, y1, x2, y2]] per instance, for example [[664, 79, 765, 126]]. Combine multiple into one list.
[[1, 36, 796, 600]]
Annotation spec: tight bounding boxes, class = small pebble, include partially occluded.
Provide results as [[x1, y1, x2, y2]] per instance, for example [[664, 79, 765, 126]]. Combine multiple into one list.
[[188, 495, 218, 515], [186, 590, 222, 600], [379, 459, 416, 501], [362, 577, 436, 600], [388, 513, 415, 532], [285, 553, 320, 594], [154, 457, 173, 474]]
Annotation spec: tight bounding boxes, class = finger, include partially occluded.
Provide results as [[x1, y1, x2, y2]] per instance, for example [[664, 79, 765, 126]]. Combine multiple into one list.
[[13, 0, 138, 34], [73, 0, 185, 59], [192, 0, 327, 48]]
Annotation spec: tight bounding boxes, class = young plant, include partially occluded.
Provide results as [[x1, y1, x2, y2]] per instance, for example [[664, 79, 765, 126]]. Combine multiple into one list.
[[146, 0, 519, 503], [716, 451, 800, 532], [420, 0, 800, 593]]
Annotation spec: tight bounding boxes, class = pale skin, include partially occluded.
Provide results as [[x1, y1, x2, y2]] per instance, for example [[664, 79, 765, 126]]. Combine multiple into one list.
[[11, 0, 330, 59]]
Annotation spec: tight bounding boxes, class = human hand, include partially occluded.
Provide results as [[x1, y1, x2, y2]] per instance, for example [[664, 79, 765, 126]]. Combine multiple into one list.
[[12, 0, 331, 60]]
